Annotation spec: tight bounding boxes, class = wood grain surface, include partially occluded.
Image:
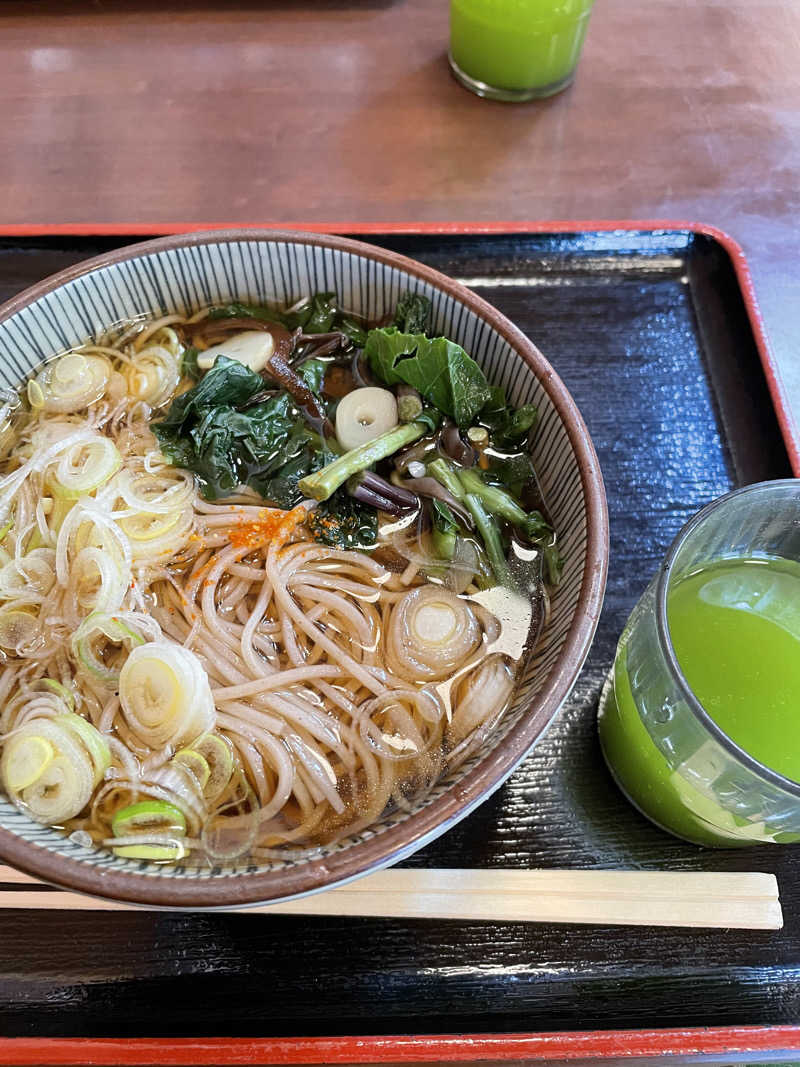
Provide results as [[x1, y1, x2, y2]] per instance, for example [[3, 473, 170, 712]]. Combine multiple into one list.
[[0, 229, 793, 1037], [0, 0, 797, 427]]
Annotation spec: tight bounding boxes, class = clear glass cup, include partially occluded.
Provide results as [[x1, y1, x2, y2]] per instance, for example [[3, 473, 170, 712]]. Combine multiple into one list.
[[449, 0, 596, 102], [598, 480, 800, 847]]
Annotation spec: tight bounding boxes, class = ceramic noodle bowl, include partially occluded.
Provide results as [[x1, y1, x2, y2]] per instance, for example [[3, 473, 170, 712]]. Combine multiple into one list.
[[0, 231, 608, 908]]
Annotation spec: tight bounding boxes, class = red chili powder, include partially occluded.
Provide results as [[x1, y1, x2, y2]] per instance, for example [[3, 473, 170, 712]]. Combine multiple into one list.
[[227, 506, 305, 551]]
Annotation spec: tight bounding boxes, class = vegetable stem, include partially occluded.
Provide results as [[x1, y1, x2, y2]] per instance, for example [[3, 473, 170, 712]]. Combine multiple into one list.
[[431, 526, 457, 561], [351, 472, 420, 511], [467, 426, 490, 470], [396, 385, 423, 424], [427, 458, 466, 502], [298, 422, 427, 502], [464, 493, 514, 589], [457, 468, 527, 526]]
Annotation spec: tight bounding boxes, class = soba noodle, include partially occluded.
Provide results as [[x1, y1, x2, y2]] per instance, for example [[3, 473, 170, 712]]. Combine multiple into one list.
[[0, 302, 548, 865]]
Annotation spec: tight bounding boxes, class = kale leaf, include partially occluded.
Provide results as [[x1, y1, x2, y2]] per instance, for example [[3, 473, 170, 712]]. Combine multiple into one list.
[[364, 327, 490, 429], [393, 292, 432, 335]]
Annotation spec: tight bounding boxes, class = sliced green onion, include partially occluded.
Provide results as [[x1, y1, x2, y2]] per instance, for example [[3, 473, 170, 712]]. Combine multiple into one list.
[[191, 733, 234, 800], [51, 437, 121, 498], [173, 748, 211, 790], [72, 612, 145, 685], [0, 607, 39, 652], [27, 379, 45, 410], [124, 345, 181, 407], [119, 641, 216, 750], [4, 735, 55, 791], [33, 353, 109, 414], [111, 800, 187, 838], [111, 839, 187, 862], [119, 509, 181, 543], [1, 718, 95, 824], [58, 712, 111, 786], [40, 678, 75, 711]]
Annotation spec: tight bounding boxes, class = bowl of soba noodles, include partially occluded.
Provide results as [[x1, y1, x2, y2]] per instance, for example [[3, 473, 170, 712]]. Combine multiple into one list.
[[0, 230, 607, 907]]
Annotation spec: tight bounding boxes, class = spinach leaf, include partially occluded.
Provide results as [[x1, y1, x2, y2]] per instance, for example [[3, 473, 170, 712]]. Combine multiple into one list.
[[393, 292, 432, 335], [155, 356, 265, 431], [365, 327, 490, 429], [207, 296, 368, 345], [306, 492, 378, 550], [299, 292, 337, 334], [208, 301, 291, 328], [250, 443, 326, 509], [153, 357, 317, 500], [338, 316, 368, 348], [297, 359, 327, 395]]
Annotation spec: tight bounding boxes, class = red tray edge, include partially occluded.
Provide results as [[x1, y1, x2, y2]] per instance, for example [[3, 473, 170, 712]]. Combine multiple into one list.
[[0, 1026, 799, 1065], [0, 219, 795, 477]]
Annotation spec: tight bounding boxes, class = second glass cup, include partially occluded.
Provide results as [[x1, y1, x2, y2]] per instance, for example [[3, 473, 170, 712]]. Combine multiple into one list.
[[449, 0, 596, 102], [599, 480, 800, 847]]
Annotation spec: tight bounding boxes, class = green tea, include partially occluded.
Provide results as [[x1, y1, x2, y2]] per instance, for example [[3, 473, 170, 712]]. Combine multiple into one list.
[[450, 0, 594, 94], [669, 558, 800, 778], [600, 557, 800, 846]]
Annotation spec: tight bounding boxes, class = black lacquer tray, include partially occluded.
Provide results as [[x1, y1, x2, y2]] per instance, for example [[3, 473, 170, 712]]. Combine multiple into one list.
[[0, 226, 794, 1040]]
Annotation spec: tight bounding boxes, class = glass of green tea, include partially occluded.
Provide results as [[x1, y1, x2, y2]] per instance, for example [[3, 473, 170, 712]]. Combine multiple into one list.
[[599, 480, 800, 847], [449, 0, 596, 102]]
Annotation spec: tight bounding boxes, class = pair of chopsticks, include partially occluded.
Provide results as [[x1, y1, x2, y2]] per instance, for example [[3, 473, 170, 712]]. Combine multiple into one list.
[[0, 865, 782, 928]]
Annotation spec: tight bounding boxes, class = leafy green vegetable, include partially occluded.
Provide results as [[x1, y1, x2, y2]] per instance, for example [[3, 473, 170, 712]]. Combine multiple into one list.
[[299, 292, 337, 334], [181, 347, 202, 381], [427, 457, 466, 502], [307, 492, 378, 550], [430, 499, 458, 561], [393, 292, 432, 335], [153, 356, 320, 501], [208, 301, 290, 328], [297, 359, 327, 395], [207, 296, 367, 343], [458, 467, 557, 556], [481, 388, 538, 447], [155, 356, 265, 427], [458, 468, 527, 527], [250, 444, 327, 509], [365, 327, 490, 429], [488, 451, 536, 500], [338, 317, 368, 348]]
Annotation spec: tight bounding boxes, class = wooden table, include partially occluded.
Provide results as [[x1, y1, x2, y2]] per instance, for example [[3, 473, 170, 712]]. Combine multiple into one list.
[[0, 0, 797, 428]]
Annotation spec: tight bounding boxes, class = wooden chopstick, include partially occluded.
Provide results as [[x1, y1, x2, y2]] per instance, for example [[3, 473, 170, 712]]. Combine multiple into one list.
[[0, 865, 782, 928]]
